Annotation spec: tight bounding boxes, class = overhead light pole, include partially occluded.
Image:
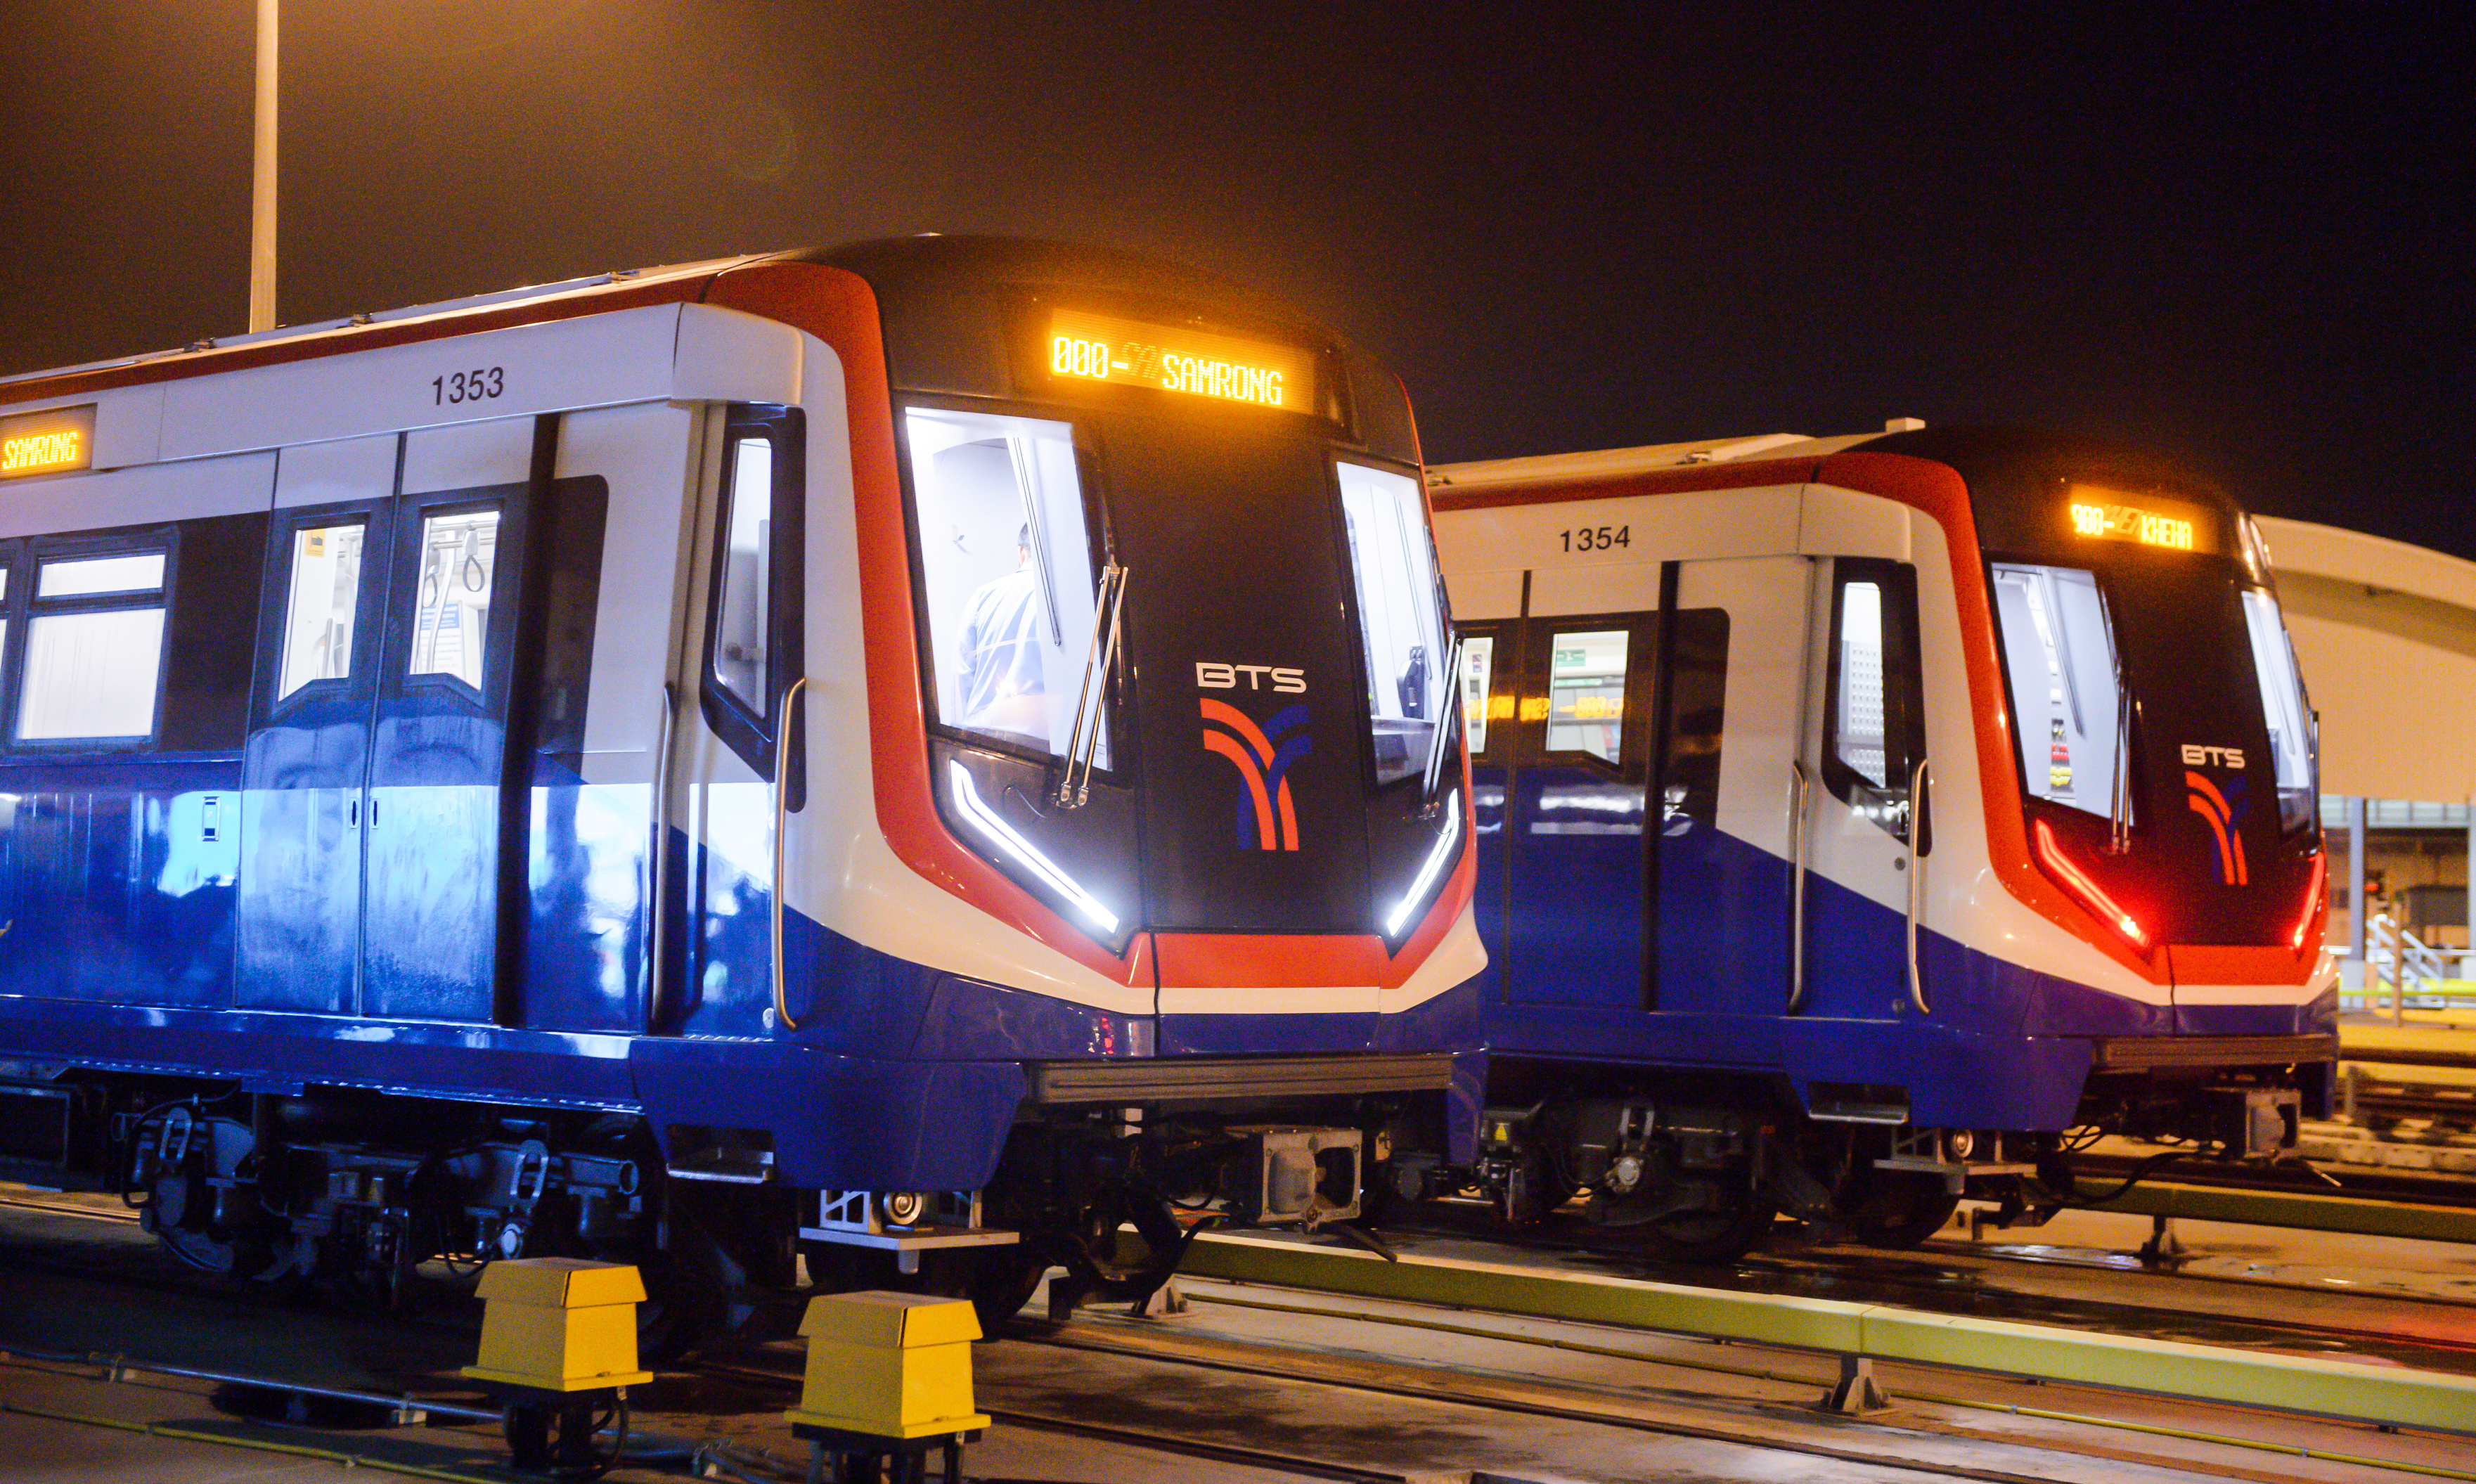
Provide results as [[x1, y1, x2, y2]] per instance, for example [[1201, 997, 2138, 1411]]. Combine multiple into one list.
[[250, 0, 278, 333]]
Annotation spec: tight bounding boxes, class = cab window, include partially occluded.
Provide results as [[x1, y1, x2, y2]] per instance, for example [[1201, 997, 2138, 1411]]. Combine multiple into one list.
[[904, 406, 1105, 766]]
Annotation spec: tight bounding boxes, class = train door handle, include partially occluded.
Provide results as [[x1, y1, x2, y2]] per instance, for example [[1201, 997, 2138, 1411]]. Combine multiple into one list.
[[647, 681, 676, 1033], [1906, 757, 1932, 1015], [770, 676, 809, 1033], [1787, 759, 1812, 1012]]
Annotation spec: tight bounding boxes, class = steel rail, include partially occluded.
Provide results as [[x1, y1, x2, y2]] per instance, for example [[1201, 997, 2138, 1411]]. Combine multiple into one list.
[[1079, 1288, 2476, 1484], [1173, 1230, 2476, 1435]]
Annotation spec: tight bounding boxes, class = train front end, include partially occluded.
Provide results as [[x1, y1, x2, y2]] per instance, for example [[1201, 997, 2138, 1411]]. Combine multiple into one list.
[[1846, 429, 2334, 1217], [685, 240, 1483, 1308]]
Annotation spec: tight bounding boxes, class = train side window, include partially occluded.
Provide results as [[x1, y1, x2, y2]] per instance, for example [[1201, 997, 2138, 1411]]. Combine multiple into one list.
[[276, 522, 368, 699], [1544, 628, 1630, 764], [1655, 608, 1729, 827], [1822, 560, 1923, 837], [404, 508, 500, 692], [18, 547, 171, 742]]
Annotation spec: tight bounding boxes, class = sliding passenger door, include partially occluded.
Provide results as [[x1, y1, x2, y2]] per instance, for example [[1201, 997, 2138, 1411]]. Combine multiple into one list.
[[1500, 607, 1657, 1007], [359, 478, 535, 1022], [238, 467, 395, 1014]]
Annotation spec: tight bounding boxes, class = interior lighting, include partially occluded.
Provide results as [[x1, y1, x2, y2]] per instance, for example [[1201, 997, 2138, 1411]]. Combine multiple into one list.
[[947, 760, 1118, 934], [1385, 789, 1463, 938], [2033, 818, 2150, 950]]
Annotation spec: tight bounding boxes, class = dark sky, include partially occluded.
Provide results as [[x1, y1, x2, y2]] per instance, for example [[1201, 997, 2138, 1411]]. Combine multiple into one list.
[[3, 4, 2465, 555]]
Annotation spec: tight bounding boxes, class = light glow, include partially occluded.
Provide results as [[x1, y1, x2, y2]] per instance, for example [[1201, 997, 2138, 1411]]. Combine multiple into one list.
[[2291, 854, 2326, 953], [2034, 818, 2149, 949], [1047, 308, 1317, 413], [2064, 484, 2210, 553], [1385, 789, 1463, 938], [1, 404, 95, 479], [947, 759, 1119, 933]]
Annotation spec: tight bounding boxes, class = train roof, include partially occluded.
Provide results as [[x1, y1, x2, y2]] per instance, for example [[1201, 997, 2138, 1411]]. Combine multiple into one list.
[[1424, 423, 1916, 497], [0, 236, 1364, 411]]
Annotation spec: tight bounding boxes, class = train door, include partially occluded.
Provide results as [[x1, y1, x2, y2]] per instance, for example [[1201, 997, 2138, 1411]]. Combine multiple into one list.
[[360, 422, 541, 1023], [240, 421, 546, 1023], [1793, 558, 1927, 1021], [676, 405, 804, 1033], [1498, 600, 1657, 1008], [1646, 559, 1777, 1017], [238, 439, 399, 1014]]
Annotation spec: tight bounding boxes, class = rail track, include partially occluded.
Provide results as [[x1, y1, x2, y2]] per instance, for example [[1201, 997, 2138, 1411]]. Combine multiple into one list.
[[6, 1185, 2474, 1483]]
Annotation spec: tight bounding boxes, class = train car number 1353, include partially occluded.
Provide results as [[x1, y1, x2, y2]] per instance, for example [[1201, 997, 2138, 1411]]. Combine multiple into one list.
[[431, 367, 506, 406]]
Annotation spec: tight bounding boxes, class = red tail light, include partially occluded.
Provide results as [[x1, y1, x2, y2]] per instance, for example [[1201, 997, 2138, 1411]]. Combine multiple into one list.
[[2290, 853, 2326, 953], [2035, 818, 2151, 950]]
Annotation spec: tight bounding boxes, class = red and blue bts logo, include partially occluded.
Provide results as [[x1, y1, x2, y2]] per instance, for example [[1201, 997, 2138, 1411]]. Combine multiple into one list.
[[1201, 699, 1312, 851]]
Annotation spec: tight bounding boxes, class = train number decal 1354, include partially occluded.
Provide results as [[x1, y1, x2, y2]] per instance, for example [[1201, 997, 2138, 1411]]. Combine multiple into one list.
[[1559, 524, 1630, 553], [431, 367, 506, 406]]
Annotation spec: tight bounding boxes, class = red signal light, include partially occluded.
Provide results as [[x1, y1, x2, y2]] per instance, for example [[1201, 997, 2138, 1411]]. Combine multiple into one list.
[[2034, 818, 2151, 950]]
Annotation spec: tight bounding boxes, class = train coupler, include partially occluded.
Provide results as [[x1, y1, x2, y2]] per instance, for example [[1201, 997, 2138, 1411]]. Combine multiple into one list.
[[2203, 1085, 2301, 1159], [1224, 1125, 1362, 1225]]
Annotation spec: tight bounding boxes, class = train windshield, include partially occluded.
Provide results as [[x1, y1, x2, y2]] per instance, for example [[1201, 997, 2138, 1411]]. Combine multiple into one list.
[[905, 407, 1108, 767], [1991, 563, 2127, 820], [2240, 586, 2316, 834], [1990, 543, 2320, 944], [1339, 462, 1450, 785]]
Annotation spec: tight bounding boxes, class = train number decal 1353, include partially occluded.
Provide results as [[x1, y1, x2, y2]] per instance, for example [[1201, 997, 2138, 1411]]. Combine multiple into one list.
[[1559, 524, 1630, 553], [431, 367, 506, 406]]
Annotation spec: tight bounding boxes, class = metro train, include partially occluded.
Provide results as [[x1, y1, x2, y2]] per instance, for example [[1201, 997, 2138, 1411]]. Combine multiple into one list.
[[1407, 423, 2334, 1257], [0, 237, 1483, 1333]]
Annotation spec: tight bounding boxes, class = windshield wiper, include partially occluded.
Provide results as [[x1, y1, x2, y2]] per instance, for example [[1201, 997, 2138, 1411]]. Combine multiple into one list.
[[1055, 562, 1128, 809], [1419, 635, 1464, 818]]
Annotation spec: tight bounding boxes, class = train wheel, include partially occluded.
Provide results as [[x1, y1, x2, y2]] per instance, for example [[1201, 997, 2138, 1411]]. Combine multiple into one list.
[[1835, 1170, 1961, 1249]]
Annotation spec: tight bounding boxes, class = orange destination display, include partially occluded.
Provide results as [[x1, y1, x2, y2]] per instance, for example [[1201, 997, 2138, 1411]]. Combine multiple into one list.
[[0, 404, 96, 479], [1047, 309, 1317, 413], [2064, 484, 2214, 554]]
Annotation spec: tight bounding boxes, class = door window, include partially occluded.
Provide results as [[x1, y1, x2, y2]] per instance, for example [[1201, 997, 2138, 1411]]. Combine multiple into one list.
[[18, 549, 169, 741], [406, 508, 499, 690], [1337, 462, 1447, 785], [905, 406, 1104, 763], [1461, 633, 1497, 754], [711, 434, 774, 710], [1545, 628, 1629, 763], [1823, 561, 1923, 836], [276, 522, 367, 699]]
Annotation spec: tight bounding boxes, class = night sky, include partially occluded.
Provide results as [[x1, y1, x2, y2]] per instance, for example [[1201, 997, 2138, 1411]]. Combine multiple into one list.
[[2, 5, 2465, 555]]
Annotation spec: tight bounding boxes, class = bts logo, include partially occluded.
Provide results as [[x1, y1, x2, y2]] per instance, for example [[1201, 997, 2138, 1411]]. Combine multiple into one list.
[[1201, 697, 1312, 851], [2181, 742, 2247, 768], [2186, 770, 2250, 886], [1197, 662, 1307, 692]]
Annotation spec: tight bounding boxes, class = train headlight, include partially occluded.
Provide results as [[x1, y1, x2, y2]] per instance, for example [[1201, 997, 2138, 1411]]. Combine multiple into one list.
[[946, 760, 1120, 934], [880, 1191, 929, 1227], [1945, 1130, 1976, 1161]]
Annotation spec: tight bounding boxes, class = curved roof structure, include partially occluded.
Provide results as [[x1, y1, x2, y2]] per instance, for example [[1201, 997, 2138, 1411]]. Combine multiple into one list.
[[2257, 517, 2476, 804]]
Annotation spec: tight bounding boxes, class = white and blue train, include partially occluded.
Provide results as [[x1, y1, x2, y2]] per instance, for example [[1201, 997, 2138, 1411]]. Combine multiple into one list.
[[0, 238, 1483, 1327], [1414, 425, 2334, 1256]]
